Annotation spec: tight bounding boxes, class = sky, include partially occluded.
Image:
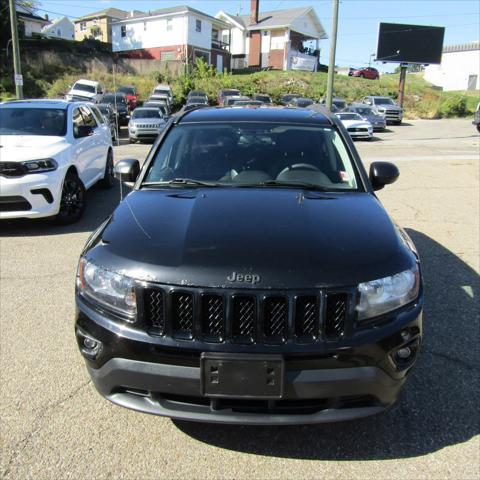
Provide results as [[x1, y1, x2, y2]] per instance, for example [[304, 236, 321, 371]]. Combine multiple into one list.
[[36, 0, 480, 72]]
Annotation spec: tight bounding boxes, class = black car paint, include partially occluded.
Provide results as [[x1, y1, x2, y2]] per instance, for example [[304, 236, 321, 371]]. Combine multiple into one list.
[[75, 107, 423, 423]]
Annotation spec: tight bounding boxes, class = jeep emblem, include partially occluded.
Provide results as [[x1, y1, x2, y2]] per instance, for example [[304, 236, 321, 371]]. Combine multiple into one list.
[[227, 271, 261, 284]]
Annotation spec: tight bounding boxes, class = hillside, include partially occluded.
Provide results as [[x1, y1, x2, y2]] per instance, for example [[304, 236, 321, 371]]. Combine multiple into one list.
[[1, 56, 477, 119]]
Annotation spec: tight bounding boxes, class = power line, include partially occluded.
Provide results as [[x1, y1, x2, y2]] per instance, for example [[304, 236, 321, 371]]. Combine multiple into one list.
[[337, 22, 479, 36]]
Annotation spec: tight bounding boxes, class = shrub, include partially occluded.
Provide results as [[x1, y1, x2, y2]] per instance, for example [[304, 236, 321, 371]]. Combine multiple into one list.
[[439, 95, 468, 117]]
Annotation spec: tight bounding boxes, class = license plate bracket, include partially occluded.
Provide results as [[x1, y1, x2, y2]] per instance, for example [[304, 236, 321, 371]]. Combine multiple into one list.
[[200, 353, 284, 399]]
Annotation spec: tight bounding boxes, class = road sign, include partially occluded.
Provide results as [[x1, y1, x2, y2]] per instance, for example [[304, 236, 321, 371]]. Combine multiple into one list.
[[14, 74, 23, 86]]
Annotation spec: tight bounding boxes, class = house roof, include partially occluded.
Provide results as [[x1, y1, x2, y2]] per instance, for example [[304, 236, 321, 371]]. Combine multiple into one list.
[[219, 6, 327, 38], [443, 41, 479, 53], [113, 5, 230, 28], [17, 11, 49, 24], [75, 8, 131, 22]]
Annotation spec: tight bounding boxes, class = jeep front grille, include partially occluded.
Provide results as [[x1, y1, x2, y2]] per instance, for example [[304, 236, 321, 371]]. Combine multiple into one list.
[[142, 286, 352, 345]]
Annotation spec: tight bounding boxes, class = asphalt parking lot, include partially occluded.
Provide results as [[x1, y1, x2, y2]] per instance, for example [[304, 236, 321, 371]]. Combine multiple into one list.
[[1, 118, 478, 479]]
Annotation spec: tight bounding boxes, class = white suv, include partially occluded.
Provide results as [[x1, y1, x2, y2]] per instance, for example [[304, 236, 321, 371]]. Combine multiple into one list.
[[66, 79, 104, 103], [0, 99, 114, 224]]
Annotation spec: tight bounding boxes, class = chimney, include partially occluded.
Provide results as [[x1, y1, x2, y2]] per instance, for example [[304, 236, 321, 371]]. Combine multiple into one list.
[[250, 0, 259, 25], [44, 14, 49, 21]]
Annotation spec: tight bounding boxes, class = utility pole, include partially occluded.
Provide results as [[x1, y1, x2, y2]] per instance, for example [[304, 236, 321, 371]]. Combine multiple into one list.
[[325, 0, 339, 111], [398, 63, 408, 108], [9, 0, 23, 99]]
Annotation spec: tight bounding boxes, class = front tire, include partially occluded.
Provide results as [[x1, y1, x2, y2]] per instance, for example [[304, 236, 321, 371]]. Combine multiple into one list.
[[54, 171, 86, 225], [99, 149, 115, 189]]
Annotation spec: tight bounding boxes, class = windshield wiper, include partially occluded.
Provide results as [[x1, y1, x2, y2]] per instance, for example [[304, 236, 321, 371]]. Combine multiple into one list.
[[258, 180, 329, 191], [142, 178, 220, 188]]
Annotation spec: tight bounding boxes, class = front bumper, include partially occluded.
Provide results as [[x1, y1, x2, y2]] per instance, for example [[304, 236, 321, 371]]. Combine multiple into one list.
[[76, 296, 422, 424], [129, 129, 161, 140], [0, 170, 63, 219], [349, 131, 373, 140]]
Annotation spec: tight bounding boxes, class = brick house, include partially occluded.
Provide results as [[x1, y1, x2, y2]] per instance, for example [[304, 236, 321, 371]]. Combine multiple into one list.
[[216, 1, 327, 71], [111, 6, 231, 72]]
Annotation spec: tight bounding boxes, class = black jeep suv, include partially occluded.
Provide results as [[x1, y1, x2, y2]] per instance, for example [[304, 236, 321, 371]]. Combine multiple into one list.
[[75, 107, 423, 424]]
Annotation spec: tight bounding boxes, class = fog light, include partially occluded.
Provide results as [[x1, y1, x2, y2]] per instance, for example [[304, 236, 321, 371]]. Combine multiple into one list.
[[83, 337, 98, 349], [397, 347, 412, 359], [400, 329, 411, 341]]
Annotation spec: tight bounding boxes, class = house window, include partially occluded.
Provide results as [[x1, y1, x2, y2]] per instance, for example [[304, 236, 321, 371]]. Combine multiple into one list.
[[121, 25, 126, 37], [161, 51, 176, 61], [144, 21, 147, 31], [195, 19, 201, 32], [194, 49, 210, 64], [57, 28, 61, 36], [80, 22, 86, 31], [166, 19, 173, 31], [263, 31, 268, 36], [222, 33, 229, 44]]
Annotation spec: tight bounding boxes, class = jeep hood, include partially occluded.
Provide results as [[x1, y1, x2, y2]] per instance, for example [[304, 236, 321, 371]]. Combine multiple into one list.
[[91, 188, 416, 289]]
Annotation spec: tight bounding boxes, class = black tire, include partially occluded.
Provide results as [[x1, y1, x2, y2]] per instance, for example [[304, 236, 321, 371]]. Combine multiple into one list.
[[476, 124, 480, 133], [54, 171, 86, 225], [99, 149, 115, 189], [129, 137, 135, 144]]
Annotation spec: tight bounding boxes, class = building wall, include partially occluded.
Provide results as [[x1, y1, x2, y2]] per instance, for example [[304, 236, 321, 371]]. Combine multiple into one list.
[[112, 15, 187, 52], [424, 49, 480, 91], [21, 19, 44, 37], [249, 31, 261, 66], [42, 18, 75, 40], [116, 45, 185, 60], [186, 13, 212, 50], [75, 17, 112, 43], [269, 29, 288, 69]]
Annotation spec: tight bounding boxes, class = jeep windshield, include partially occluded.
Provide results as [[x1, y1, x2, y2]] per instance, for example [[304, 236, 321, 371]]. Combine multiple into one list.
[[0, 107, 67, 136], [374, 98, 395, 105], [143, 123, 362, 191]]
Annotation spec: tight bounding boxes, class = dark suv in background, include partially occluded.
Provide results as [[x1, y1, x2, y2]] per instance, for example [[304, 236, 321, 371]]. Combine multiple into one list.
[[75, 107, 423, 424]]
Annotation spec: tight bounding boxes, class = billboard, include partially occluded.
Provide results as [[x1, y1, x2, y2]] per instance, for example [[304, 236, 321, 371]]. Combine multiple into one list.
[[376, 22, 445, 64], [291, 55, 317, 72]]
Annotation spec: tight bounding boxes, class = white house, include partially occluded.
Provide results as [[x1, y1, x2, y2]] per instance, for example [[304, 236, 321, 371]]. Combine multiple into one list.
[[424, 41, 480, 91], [215, 1, 327, 71], [41, 16, 75, 40], [111, 6, 231, 72], [16, 8, 49, 37]]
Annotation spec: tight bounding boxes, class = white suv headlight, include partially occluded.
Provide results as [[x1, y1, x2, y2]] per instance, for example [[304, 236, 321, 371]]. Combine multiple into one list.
[[22, 158, 58, 173], [357, 266, 420, 321], [76, 258, 136, 319]]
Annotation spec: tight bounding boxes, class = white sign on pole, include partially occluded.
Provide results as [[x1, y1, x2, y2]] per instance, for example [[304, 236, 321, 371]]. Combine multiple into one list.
[[291, 56, 316, 72], [14, 74, 23, 86]]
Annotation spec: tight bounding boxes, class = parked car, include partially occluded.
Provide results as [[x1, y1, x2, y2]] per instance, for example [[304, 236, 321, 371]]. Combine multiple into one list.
[[252, 94, 272, 105], [128, 107, 166, 143], [288, 97, 314, 108], [66, 79, 104, 103], [225, 96, 250, 106], [75, 107, 423, 425], [117, 86, 138, 110], [152, 84, 173, 104], [362, 96, 403, 124], [350, 67, 380, 80], [95, 103, 118, 140], [186, 96, 209, 107], [88, 103, 117, 141], [183, 103, 210, 112], [148, 96, 171, 114], [187, 90, 208, 101], [232, 100, 264, 107], [473, 102, 480, 133], [142, 101, 169, 118], [217, 89, 240, 106], [98, 93, 130, 126], [0, 99, 114, 224], [279, 93, 301, 105], [320, 97, 348, 111], [348, 103, 386, 131], [336, 112, 373, 140]]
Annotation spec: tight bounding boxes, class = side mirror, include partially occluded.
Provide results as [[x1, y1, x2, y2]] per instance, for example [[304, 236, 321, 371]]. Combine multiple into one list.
[[75, 125, 93, 138], [114, 158, 140, 183], [369, 161, 399, 191]]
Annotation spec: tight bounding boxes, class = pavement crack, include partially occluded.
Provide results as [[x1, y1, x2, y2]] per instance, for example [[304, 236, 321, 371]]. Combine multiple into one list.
[[2, 380, 91, 477]]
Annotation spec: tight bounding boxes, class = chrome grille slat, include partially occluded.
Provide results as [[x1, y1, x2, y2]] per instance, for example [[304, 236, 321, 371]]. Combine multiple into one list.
[[264, 297, 288, 343], [324, 293, 348, 339], [172, 292, 194, 337], [232, 296, 256, 343], [201, 294, 224, 341], [295, 296, 319, 340]]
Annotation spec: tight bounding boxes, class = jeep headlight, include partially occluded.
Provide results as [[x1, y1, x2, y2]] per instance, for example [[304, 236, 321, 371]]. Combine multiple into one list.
[[357, 266, 420, 321], [76, 258, 136, 319], [22, 159, 58, 174]]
